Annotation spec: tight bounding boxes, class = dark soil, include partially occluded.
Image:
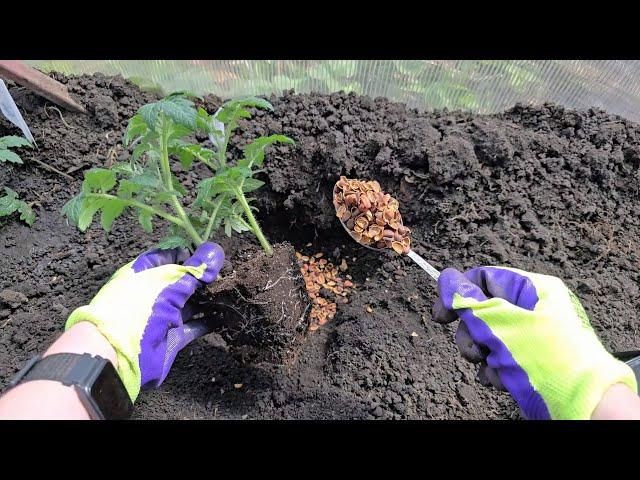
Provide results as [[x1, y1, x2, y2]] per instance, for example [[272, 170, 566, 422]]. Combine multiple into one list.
[[1, 73, 640, 419]]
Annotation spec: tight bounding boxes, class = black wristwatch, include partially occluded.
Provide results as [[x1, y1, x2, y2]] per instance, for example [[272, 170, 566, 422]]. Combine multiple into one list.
[[7, 353, 133, 420]]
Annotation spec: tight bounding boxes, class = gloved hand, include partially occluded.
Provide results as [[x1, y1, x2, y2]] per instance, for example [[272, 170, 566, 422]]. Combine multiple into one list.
[[66, 242, 225, 402], [432, 266, 637, 420]]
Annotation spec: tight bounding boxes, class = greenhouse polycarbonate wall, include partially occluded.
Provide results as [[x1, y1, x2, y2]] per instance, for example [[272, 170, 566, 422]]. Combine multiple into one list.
[[26, 60, 640, 122]]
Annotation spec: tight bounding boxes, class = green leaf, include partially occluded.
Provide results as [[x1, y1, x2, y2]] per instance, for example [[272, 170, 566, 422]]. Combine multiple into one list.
[[117, 179, 143, 198], [171, 176, 187, 196], [196, 194, 232, 236], [139, 103, 162, 130], [168, 223, 187, 238], [160, 100, 198, 130], [196, 175, 236, 203], [166, 90, 202, 101], [17, 201, 35, 226], [167, 124, 193, 142], [196, 107, 212, 132], [155, 190, 183, 203], [215, 96, 273, 128], [188, 214, 208, 232], [111, 162, 138, 175], [0, 188, 35, 226], [168, 143, 194, 170], [242, 177, 265, 193], [78, 197, 105, 232], [228, 215, 251, 234], [137, 93, 200, 131], [100, 198, 126, 232], [61, 194, 84, 227], [0, 187, 19, 216], [0, 150, 23, 164], [124, 114, 148, 146], [231, 165, 252, 181], [243, 134, 294, 166], [0, 136, 32, 149], [156, 235, 192, 250], [231, 199, 245, 216], [131, 137, 157, 162], [128, 173, 160, 189], [144, 149, 162, 169], [194, 178, 215, 207], [235, 108, 252, 119], [169, 142, 215, 171], [138, 209, 153, 233], [225, 96, 274, 112], [179, 151, 195, 170], [83, 168, 117, 193]]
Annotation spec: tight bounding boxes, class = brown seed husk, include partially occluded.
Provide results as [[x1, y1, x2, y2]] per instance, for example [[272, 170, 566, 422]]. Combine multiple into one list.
[[298, 249, 355, 332], [391, 241, 404, 254], [334, 176, 412, 256]]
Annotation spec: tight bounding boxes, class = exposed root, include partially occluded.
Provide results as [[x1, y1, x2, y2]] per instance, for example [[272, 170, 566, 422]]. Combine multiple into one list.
[[210, 302, 249, 323], [263, 268, 297, 290], [45, 104, 72, 129], [233, 287, 269, 306], [30, 157, 74, 181]]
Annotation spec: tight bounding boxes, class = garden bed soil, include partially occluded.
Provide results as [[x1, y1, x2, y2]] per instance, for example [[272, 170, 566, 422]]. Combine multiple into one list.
[[1, 72, 640, 419]]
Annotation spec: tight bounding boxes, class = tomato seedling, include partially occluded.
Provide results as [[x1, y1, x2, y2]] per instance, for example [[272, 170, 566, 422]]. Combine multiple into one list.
[[0, 135, 36, 226], [0, 135, 32, 165], [0, 186, 35, 226], [62, 92, 294, 255]]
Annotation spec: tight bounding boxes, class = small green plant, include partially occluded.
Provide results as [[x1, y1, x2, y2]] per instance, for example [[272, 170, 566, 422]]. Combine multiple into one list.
[[62, 92, 293, 255], [0, 135, 32, 164], [0, 187, 35, 226], [0, 135, 36, 226]]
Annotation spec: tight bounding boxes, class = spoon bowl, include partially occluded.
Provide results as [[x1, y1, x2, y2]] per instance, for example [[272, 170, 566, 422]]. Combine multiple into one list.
[[338, 216, 440, 281]]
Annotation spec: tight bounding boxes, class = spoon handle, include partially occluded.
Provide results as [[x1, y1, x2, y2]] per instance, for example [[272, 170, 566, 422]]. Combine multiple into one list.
[[407, 250, 440, 281]]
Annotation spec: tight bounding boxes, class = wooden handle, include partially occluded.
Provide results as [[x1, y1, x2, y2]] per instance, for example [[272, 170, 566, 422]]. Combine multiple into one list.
[[0, 60, 86, 114]]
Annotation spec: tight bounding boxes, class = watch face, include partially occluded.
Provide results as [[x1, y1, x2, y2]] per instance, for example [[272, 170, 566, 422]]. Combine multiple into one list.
[[91, 361, 133, 420]]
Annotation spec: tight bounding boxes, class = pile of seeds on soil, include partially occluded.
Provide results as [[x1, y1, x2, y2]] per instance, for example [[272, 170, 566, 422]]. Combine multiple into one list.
[[2, 73, 640, 420], [296, 251, 354, 331]]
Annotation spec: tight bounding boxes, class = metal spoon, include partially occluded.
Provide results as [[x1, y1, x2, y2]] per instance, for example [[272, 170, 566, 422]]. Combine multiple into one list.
[[338, 219, 440, 281]]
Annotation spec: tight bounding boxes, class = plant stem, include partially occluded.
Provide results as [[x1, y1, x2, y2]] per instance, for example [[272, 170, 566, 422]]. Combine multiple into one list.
[[234, 188, 272, 256], [217, 128, 231, 169], [203, 195, 225, 241], [159, 121, 203, 245], [237, 217, 252, 231], [86, 193, 182, 226], [192, 151, 217, 171]]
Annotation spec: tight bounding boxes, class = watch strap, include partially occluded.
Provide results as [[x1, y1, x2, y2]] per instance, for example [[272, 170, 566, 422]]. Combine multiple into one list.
[[10, 353, 104, 388], [7, 353, 132, 420]]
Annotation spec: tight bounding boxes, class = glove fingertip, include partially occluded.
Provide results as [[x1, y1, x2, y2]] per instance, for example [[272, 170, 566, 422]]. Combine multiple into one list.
[[132, 247, 191, 272], [455, 321, 488, 363], [438, 267, 488, 308], [432, 298, 459, 324], [185, 242, 225, 284], [478, 363, 506, 391]]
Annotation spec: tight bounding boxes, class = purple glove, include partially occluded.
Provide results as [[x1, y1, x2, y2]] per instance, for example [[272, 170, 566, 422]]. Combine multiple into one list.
[[66, 242, 225, 401], [432, 266, 637, 420]]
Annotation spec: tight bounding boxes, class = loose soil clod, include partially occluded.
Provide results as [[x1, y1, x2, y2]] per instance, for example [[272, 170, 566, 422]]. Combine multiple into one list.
[[333, 176, 411, 254]]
